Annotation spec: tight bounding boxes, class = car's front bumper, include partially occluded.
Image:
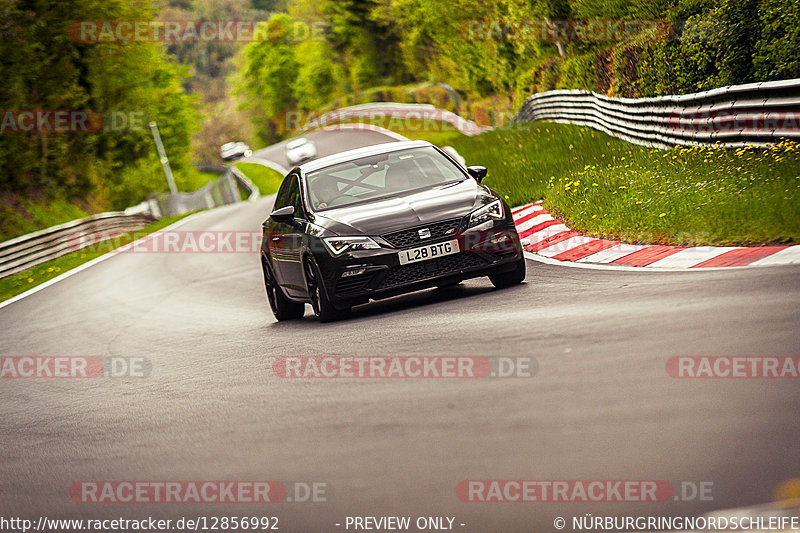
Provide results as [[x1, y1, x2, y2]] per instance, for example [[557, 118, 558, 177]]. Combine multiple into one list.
[[314, 224, 524, 306]]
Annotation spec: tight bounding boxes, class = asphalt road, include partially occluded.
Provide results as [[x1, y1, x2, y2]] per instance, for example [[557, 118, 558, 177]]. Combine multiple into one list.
[[1, 130, 799, 532], [250, 128, 403, 171]]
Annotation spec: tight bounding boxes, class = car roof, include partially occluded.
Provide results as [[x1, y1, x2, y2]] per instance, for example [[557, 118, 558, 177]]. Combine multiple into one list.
[[297, 140, 433, 174]]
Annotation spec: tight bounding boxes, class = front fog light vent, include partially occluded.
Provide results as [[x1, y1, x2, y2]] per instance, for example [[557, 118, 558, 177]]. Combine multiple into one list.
[[341, 268, 367, 278]]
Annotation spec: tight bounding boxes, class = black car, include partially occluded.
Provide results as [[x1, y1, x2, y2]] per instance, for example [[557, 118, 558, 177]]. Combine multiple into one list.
[[260, 140, 526, 322]]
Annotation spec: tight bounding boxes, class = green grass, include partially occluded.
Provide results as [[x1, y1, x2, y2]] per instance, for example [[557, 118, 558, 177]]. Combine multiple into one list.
[[449, 123, 800, 246], [180, 169, 222, 192], [0, 198, 92, 243], [235, 162, 286, 195], [0, 214, 191, 304]]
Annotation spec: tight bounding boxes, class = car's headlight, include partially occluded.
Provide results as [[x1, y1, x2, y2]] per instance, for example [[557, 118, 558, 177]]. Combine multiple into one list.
[[468, 199, 504, 229], [322, 236, 381, 256]]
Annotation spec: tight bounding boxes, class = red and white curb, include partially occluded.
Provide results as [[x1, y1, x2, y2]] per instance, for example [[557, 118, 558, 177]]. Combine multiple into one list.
[[512, 201, 800, 270]]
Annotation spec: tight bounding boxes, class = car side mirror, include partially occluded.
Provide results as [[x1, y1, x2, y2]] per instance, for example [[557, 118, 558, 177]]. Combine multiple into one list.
[[270, 205, 295, 222], [467, 166, 487, 183]]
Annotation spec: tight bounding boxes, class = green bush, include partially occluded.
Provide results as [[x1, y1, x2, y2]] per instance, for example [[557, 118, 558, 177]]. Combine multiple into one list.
[[754, 0, 800, 79], [0, 0, 196, 207], [294, 41, 342, 111], [557, 52, 596, 91]]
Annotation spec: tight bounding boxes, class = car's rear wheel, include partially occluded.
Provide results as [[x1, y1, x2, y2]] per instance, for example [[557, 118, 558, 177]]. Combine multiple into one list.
[[304, 256, 350, 323], [262, 258, 305, 321], [489, 258, 526, 288]]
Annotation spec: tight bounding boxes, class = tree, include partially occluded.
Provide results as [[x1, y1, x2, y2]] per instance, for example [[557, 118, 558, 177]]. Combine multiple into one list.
[[0, 0, 197, 208]]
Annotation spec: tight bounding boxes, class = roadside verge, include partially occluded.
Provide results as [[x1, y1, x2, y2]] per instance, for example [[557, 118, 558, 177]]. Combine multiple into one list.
[[514, 202, 800, 270]]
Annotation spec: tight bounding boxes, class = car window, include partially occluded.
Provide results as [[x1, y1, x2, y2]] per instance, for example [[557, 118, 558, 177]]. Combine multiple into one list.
[[305, 146, 466, 211], [288, 177, 302, 215], [273, 176, 291, 210], [274, 174, 301, 214]]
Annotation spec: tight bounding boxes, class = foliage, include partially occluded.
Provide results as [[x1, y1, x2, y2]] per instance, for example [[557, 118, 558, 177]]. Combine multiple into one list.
[[0, 0, 197, 210], [234, 0, 800, 134]]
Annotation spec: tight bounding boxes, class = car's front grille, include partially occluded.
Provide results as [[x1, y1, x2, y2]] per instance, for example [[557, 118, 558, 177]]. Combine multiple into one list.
[[381, 218, 462, 249], [378, 253, 487, 289]]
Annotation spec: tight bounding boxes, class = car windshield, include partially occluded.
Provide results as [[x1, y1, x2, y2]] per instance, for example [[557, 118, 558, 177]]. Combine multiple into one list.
[[305, 146, 466, 211]]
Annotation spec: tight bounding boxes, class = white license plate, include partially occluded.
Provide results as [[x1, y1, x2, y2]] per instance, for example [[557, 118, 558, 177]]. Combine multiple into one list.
[[398, 239, 460, 265]]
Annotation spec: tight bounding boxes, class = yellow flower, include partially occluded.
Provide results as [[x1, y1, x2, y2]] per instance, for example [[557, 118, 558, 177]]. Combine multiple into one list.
[[569, 144, 574, 150], [28, 278, 34, 283], [591, 214, 597, 219], [658, 213, 666, 217]]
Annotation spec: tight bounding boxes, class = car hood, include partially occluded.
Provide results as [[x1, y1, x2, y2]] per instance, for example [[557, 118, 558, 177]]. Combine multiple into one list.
[[312, 179, 495, 236]]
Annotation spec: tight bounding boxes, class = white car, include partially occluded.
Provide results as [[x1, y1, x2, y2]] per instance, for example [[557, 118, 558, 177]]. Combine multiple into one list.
[[285, 137, 317, 165], [220, 141, 252, 161]]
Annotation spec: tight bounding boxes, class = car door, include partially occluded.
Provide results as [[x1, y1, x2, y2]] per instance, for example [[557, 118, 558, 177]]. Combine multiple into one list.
[[265, 175, 296, 290], [267, 174, 307, 296]]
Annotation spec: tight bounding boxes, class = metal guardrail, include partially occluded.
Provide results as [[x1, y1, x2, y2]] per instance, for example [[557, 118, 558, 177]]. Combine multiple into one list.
[[513, 78, 800, 148], [0, 167, 264, 279], [154, 170, 242, 217], [228, 166, 260, 201], [0, 212, 155, 278]]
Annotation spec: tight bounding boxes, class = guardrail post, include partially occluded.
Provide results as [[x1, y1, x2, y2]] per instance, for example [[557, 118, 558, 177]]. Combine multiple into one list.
[[150, 122, 179, 194]]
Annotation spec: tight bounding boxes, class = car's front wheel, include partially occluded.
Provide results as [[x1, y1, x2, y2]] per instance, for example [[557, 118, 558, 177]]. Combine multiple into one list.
[[304, 256, 350, 323], [489, 258, 526, 288], [262, 258, 305, 321]]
